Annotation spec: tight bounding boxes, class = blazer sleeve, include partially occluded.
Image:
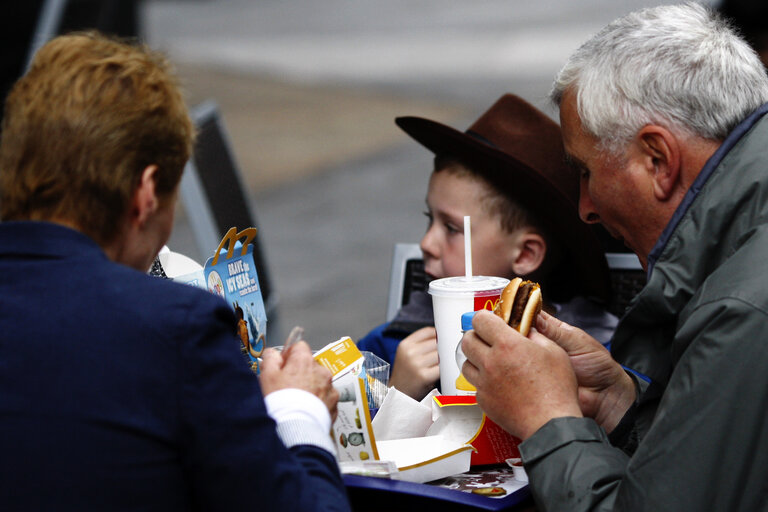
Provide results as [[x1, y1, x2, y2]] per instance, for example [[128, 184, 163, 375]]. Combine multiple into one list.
[[175, 295, 350, 511]]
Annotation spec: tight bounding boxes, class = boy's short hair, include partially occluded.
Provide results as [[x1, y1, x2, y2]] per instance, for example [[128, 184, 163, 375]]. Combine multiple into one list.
[[434, 154, 564, 281], [0, 31, 195, 246], [434, 154, 536, 235]]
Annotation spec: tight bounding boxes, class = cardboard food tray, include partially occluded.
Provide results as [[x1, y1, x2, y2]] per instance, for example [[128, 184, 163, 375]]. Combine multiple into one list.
[[344, 468, 530, 511]]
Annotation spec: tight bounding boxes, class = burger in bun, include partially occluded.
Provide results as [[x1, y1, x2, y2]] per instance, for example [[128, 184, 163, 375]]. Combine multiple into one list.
[[493, 278, 542, 336]]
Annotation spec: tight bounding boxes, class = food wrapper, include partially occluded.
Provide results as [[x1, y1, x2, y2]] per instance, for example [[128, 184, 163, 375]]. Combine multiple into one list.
[[366, 389, 520, 482], [371, 387, 434, 441], [369, 388, 473, 483], [360, 351, 390, 411], [314, 337, 380, 463]]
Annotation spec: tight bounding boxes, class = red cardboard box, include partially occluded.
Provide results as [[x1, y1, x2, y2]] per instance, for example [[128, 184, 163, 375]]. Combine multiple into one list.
[[432, 395, 520, 466]]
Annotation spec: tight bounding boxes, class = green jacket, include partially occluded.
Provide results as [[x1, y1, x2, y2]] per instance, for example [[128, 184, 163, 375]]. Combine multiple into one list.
[[519, 104, 768, 511]]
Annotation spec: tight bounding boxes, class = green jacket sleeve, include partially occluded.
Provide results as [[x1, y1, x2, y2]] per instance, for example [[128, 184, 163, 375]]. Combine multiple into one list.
[[519, 298, 768, 511]]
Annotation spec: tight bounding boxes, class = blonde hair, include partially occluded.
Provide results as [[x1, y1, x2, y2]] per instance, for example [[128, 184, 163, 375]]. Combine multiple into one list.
[[0, 31, 195, 245]]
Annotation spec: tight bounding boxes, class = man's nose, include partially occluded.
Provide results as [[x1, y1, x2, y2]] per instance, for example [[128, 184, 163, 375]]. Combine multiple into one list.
[[578, 183, 600, 224]]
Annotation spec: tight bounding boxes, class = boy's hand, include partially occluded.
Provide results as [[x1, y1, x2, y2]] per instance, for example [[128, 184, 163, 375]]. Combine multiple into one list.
[[260, 342, 339, 422], [389, 326, 439, 400]]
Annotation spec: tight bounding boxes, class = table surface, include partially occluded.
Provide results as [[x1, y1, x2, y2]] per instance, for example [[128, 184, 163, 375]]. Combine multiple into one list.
[[344, 473, 538, 511]]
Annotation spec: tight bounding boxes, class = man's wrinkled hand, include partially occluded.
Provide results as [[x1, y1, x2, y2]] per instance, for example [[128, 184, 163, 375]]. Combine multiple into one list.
[[461, 310, 582, 440], [534, 311, 635, 432], [260, 341, 339, 422]]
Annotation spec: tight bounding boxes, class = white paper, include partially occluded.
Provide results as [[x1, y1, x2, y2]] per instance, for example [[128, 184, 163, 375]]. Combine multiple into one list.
[[427, 399, 484, 443], [376, 435, 469, 468], [376, 435, 473, 483], [371, 387, 432, 441]]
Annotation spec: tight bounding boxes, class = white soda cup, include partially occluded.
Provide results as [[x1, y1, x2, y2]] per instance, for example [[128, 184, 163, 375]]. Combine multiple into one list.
[[429, 276, 509, 395]]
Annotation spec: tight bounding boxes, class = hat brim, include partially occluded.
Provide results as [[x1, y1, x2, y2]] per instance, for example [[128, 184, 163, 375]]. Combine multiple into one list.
[[396, 116, 611, 303]]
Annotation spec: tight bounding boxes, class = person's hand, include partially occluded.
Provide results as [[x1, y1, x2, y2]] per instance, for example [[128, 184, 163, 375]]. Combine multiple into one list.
[[535, 310, 635, 432], [389, 327, 439, 400], [259, 341, 339, 422], [461, 310, 582, 440]]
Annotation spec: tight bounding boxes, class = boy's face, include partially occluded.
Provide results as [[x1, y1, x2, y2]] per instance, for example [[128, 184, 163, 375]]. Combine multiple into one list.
[[420, 169, 522, 280]]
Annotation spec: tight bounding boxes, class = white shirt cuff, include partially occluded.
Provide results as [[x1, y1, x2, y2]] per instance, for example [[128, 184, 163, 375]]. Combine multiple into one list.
[[264, 388, 335, 454]]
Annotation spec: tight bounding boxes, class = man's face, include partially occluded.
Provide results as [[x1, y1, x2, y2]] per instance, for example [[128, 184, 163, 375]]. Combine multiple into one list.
[[559, 90, 656, 268]]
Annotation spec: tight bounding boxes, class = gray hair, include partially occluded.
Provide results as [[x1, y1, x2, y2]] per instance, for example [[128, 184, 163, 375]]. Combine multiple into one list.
[[551, 2, 768, 152]]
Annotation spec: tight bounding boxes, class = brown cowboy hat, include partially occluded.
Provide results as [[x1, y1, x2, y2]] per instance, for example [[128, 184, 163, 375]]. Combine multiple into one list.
[[396, 93, 611, 303]]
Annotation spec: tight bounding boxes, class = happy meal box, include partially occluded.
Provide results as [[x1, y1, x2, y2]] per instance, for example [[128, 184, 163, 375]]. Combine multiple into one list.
[[171, 227, 267, 370], [314, 337, 380, 464]]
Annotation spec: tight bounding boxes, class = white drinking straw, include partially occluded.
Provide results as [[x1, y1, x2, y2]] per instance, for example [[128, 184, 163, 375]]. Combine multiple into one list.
[[464, 215, 472, 278]]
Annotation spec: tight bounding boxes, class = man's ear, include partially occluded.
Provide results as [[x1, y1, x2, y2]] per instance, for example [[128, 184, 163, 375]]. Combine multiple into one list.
[[510, 230, 546, 276], [637, 125, 681, 201], [131, 165, 160, 228]]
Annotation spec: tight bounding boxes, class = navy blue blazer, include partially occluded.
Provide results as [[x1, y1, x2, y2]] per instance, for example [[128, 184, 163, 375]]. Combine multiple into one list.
[[0, 221, 349, 511]]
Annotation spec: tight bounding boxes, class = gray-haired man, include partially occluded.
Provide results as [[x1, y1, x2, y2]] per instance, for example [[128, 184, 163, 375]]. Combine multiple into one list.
[[463, 3, 768, 510]]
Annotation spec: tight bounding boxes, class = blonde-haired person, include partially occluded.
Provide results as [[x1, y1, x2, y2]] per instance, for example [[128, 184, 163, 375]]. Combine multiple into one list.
[[357, 94, 617, 400], [0, 32, 349, 511]]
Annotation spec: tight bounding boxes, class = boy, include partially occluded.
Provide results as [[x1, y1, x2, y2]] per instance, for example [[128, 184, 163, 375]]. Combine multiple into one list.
[[357, 94, 616, 400]]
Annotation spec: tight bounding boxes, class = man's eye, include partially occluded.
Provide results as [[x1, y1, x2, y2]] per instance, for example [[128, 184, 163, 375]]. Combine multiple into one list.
[[423, 211, 433, 227], [445, 223, 460, 234]]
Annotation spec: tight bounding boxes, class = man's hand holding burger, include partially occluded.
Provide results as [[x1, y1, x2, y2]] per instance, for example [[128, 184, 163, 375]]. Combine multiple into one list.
[[535, 311, 636, 433], [461, 310, 583, 440], [461, 279, 638, 440]]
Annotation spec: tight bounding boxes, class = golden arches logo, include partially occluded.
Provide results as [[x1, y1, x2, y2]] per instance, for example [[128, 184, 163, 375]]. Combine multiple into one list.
[[482, 298, 499, 311], [211, 226, 258, 266]]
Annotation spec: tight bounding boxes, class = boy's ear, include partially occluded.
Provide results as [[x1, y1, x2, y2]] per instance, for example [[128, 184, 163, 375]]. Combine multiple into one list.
[[510, 231, 546, 276]]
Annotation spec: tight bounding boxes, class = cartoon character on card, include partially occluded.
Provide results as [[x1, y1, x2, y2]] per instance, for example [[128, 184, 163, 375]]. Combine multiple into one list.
[[234, 303, 265, 363]]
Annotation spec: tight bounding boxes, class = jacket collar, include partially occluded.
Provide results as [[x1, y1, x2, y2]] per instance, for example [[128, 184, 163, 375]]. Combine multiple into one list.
[[613, 103, 768, 382], [647, 102, 768, 275], [0, 221, 106, 260]]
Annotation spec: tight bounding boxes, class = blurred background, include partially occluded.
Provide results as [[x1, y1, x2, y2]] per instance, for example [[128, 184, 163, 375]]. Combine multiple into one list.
[[5, 0, 740, 349]]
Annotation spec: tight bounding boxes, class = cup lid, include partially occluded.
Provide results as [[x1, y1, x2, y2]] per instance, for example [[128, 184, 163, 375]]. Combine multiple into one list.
[[428, 276, 509, 296]]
